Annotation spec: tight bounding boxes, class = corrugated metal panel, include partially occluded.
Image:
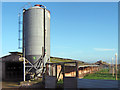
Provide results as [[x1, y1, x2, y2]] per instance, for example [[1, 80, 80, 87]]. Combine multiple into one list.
[[23, 6, 50, 64], [44, 10, 50, 65]]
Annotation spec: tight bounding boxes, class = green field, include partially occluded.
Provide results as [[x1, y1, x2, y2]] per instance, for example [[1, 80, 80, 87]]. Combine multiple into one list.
[[83, 69, 120, 80]]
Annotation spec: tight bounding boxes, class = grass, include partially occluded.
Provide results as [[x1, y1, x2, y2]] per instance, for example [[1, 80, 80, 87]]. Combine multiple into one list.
[[50, 58, 73, 63], [57, 79, 63, 88], [50, 57, 85, 65], [83, 69, 120, 80]]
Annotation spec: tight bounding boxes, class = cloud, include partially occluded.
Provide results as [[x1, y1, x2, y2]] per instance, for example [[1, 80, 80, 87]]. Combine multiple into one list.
[[94, 48, 115, 51]]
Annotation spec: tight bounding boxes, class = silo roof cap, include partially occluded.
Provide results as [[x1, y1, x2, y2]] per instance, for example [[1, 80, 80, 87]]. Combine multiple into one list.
[[34, 4, 46, 9], [34, 4, 41, 7]]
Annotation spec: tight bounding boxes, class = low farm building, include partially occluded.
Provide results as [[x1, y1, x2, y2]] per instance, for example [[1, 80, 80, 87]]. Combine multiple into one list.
[[1, 52, 99, 81], [46, 63, 99, 80]]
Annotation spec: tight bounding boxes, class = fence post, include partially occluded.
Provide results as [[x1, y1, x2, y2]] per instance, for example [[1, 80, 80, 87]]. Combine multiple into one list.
[[115, 53, 117, 80]]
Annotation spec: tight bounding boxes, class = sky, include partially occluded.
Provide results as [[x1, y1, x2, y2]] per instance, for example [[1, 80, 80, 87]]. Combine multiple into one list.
[[1, 2, 118, 63]]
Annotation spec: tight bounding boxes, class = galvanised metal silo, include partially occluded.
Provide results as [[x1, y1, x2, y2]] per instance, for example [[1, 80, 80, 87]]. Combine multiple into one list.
[[23, 4, 50, 69]]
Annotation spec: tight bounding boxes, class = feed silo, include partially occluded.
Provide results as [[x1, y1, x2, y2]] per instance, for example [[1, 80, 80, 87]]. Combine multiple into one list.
[[23, 4, 50, 68]]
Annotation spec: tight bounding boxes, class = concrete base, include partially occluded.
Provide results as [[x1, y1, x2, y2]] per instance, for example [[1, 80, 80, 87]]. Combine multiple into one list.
[[64, 77, 77, 88], [45, 76, 57, 88]]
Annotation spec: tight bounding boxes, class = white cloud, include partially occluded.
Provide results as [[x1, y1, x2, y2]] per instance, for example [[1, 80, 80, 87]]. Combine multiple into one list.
[[94, 48, 115, 51]]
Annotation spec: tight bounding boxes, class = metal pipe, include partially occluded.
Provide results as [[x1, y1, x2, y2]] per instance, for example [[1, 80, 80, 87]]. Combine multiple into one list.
[[22, 11, 25, 81], [43, 8, 46, 58], [42, 6, 46, 82], [23, 48, 25, 81]]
